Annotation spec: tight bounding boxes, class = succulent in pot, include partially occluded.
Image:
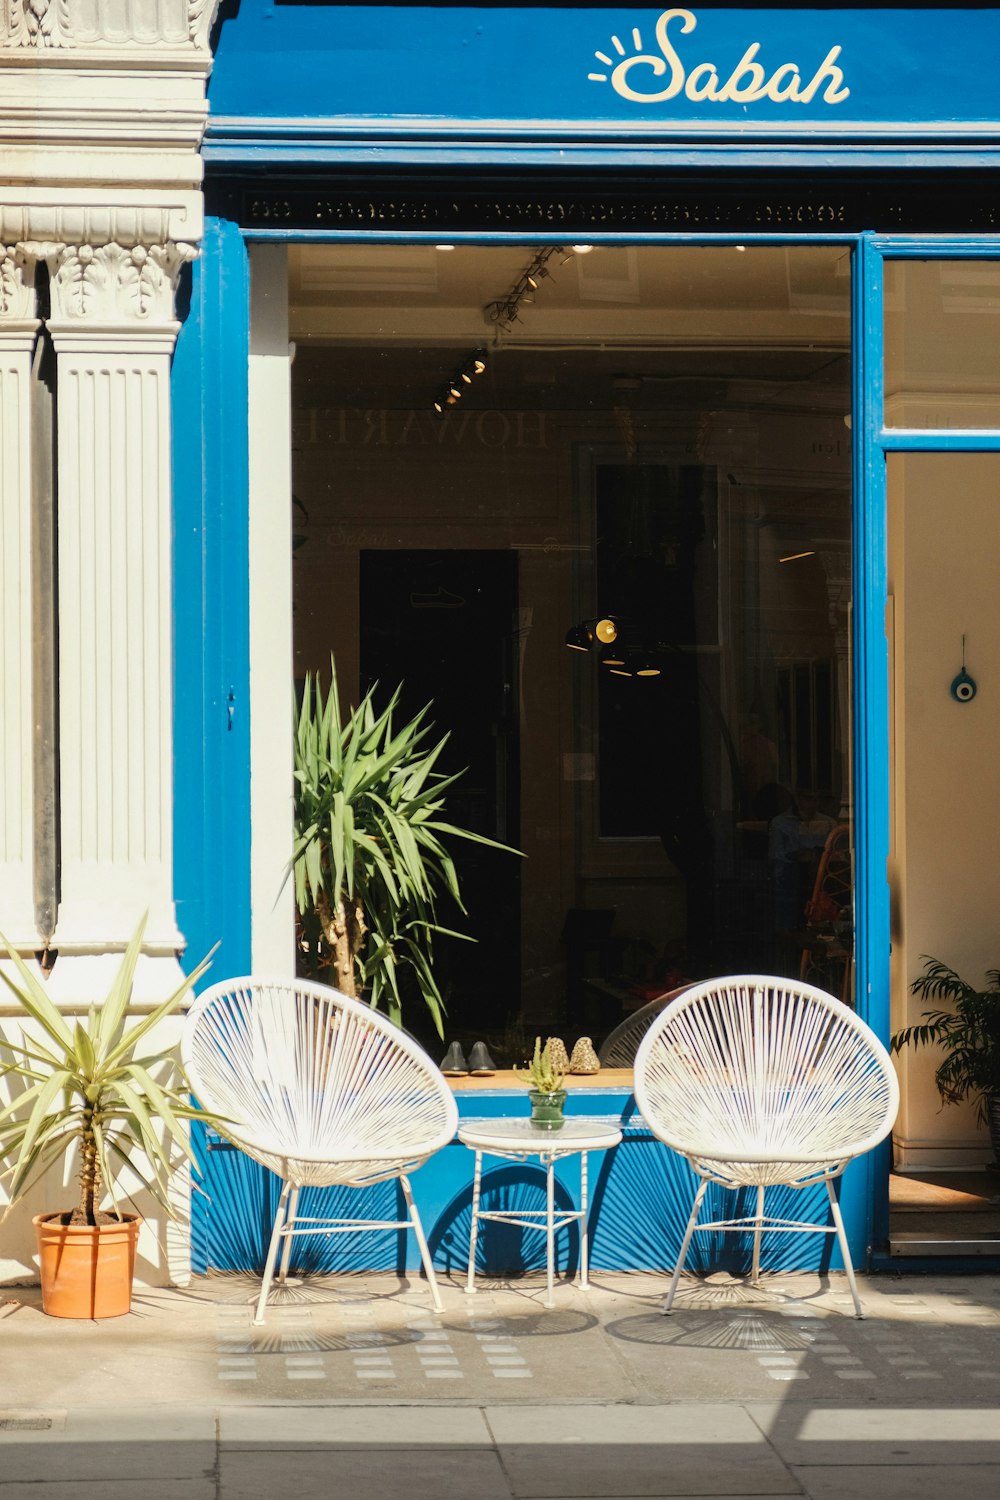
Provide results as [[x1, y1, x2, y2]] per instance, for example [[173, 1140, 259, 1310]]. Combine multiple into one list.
[[0, 916, 218, 1318], [515, 1037, 568, 1130]]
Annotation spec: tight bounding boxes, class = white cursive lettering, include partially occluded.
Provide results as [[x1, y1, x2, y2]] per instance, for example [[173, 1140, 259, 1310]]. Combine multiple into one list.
[[591, 9, 850, 108]]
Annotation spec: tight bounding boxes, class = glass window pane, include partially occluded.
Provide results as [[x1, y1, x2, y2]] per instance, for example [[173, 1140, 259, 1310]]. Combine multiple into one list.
[[288, 243, 853, 1057], [885, 260, 1000, 428]]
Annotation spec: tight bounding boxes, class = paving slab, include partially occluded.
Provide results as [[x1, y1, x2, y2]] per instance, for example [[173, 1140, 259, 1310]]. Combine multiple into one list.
[[748, 1401, 1000, 1466], [0, 1486, 216, 1500], [793, 1466, 1000, 1500], [219, 1446, 514, 1499], [486, 1404, 800, 1497], [220, 1403, 495, 1448], [0, 1406, 216, 1483]]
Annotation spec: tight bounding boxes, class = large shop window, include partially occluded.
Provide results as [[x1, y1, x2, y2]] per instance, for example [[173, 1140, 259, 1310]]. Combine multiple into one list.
[[288, 244, 852, 1053], [884, 260, 1000, 428]]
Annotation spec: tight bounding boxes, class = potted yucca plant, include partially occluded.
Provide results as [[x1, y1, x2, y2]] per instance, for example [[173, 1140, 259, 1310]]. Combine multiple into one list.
[[0, 916, 217, 1318], [292, 659, 519, 1038]]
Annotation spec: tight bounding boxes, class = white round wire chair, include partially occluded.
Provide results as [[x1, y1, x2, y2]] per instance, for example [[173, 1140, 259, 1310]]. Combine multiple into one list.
[[181, 976, 458, 1324], [597, 986, 693, 1068], [633, 974, 899, 1318]]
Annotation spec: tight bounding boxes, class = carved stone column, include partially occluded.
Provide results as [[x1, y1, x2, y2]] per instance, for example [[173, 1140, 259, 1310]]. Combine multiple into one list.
[[45, 239, 195, 991], [0, 245, 40, 945]]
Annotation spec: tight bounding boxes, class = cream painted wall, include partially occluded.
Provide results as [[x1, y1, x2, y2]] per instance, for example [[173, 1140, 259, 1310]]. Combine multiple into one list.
[[888, 451, 1000, 1167]]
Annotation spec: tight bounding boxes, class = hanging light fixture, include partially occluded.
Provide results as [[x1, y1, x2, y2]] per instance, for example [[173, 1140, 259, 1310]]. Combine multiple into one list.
[[564, 613, 678, 681], [433, 347, 490, 416], [564, 616, 620, 653], [634, 654, 662, 678], [564, 622, 594, 652], [609, 657, 634, 678]]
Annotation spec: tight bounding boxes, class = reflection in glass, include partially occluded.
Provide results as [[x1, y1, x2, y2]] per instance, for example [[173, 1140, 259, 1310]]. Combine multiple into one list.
[[288, 245, 852, 1053], [885, 260, 1000, 428]]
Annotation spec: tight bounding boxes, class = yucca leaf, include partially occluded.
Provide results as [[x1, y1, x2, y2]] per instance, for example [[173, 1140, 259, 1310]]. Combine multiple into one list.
[[95, 915, 148, 1056], [102, 949, 215, 1072], [123, 1064, 198, 1167], [4, 1070, 69, 1172], [290, 656, 521, 1032], [0, 1031, 63, 1073], [0, 933, 73, 1052]]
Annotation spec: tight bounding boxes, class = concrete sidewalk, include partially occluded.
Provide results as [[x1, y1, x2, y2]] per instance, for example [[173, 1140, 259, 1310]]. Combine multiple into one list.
[[2, 1269, 1000, 1498]]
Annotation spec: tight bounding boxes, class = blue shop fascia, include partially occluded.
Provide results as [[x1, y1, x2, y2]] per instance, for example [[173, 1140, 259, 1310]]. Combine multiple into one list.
[[175, 5, 1000, 1276]]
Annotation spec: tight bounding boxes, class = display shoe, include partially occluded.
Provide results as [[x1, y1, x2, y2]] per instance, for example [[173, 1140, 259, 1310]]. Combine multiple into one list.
[[466, 1040, 496, 1076], [546, 1037, 570, 1073], [569, 1036, 601, 1074], [439, 1041, 468, 1075]]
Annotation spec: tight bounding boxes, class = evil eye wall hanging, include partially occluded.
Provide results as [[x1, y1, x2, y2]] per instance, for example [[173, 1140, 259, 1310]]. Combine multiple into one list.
[[950, 636, 978, 703]]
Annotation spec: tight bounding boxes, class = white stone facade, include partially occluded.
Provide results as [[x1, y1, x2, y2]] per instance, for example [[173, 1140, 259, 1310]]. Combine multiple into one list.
[[0, 0, 219, 1283]]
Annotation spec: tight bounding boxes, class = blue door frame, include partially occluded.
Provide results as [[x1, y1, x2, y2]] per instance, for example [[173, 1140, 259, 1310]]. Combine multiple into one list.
[[172, 209, 1000, 1275]]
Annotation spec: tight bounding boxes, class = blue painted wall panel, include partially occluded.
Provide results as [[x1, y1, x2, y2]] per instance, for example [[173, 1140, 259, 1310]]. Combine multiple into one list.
[[172, 219, 253, 988], [210, 4, 1000, 129], [172, 219, 254, 1272], [202, 1088, 858, 1277]]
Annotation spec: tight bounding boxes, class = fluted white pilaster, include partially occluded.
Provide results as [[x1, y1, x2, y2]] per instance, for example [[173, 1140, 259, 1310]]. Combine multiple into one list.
[[0, 246, 39, 945], [46, 241, 191, 970]]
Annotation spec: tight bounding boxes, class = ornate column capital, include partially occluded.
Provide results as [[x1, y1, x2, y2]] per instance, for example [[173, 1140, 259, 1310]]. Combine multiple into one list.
[[0, 0, 222, 52], [0, 243, 37, 323], [1, 0, 72, 49], [43, 239, 196, 333]]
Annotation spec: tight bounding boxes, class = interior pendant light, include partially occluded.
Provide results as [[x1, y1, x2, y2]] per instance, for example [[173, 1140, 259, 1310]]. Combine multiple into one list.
[[564, 622, 594, 652], [634, 653, 662, 677]]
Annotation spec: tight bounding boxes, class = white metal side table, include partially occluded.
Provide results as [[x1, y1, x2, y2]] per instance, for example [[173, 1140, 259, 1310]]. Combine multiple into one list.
[[459, 1118, 622, 1308]]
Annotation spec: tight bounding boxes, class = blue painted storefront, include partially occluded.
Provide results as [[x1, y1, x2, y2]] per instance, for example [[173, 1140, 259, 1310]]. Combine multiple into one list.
[[173, 5, 1000, 1278]]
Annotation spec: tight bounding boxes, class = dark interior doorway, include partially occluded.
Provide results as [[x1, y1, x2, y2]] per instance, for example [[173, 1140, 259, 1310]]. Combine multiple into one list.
[[360, 549, 521, 1050]]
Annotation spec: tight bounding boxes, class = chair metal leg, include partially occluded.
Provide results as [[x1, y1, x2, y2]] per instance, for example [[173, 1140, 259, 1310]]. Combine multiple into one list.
[[579, 1150, 590, 1291], [750, 1184, 766, 1285], [664, 1177, 709, 1314], [400, 1173, 443, 1313], [255, 1179, 292, 1326], [826, 1178, 864, 1318], [278, 1185, 301, 1284], [545, 1151, 556, 1309], [465, 1149, 483, 1297]]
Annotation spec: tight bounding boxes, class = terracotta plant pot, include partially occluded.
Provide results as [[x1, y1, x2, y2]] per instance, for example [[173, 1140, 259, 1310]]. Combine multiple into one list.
[[529, 1088, 567, 1130], [33, 1212, 141, 1319]]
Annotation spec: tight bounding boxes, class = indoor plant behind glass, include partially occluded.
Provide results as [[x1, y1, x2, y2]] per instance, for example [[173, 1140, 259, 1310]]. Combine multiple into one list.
[[516, 1037, 568, 1130], [891, 954, 1000, 1164], [0, 916, 217, 1318], [292, 658, 520, 1039]]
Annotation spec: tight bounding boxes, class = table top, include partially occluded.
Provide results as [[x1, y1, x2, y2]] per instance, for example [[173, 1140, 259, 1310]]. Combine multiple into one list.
[[458, 1118, 623, 1152]]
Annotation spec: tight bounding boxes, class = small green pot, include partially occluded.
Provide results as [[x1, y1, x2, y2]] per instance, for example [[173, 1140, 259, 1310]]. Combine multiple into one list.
[[529, 1088, 567, 1130]]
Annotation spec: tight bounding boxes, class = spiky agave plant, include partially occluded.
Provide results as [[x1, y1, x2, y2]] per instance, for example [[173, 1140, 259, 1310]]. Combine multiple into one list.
[[292, 660, 519, 1037], [891, 956, 1000, 1124], [0, 917, 217, 1225]]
